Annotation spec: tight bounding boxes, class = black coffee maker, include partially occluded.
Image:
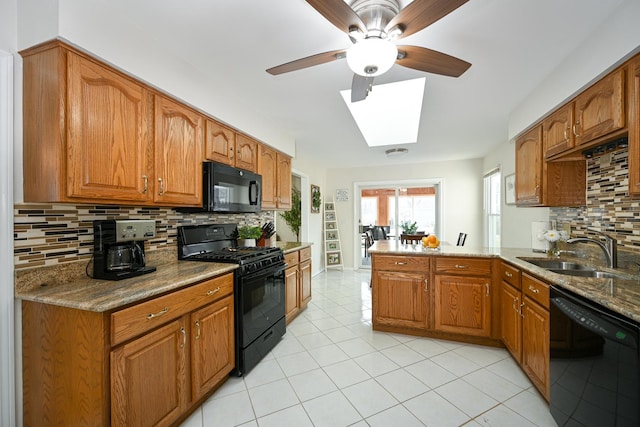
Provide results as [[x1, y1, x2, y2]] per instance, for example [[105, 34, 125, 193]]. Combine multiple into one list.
[[93, 219, 157, 280]]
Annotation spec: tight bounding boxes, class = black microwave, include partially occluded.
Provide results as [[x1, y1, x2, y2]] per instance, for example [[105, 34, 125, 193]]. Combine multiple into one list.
[[179, 161, 262, 213]]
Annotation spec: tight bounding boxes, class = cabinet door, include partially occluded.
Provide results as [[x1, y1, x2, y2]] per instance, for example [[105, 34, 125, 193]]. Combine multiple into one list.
[[434, 275, 491, 337], [629, 58, 640, 195], [574, 68, 625, 146], [235, 134, 258, 172], [276, 153, 292, 209], [542, 104, 574, 158], [300, 259, 312, 307], [191, 296, 235, 401], [373, 271, 429, 330], [154, 96, 203, 206], [204, 120, 235, 165], [515, 126, 543, 205], [67, 53, 151, 202], [111, 318, 188, 427], [285, 266, 299, 322], [522, 297, 550, 400], [500, 282, 522, 363], [258, 145, 278, 209]]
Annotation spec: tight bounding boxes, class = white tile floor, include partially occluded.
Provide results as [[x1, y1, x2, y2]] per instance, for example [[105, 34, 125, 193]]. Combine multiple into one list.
[[181, 269, 558, 427]]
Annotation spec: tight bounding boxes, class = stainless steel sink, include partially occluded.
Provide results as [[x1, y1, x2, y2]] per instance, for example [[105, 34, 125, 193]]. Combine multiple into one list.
[[520, 258, 594, 270], [546, 269, 617, 279], [518, 257, 624, 279]]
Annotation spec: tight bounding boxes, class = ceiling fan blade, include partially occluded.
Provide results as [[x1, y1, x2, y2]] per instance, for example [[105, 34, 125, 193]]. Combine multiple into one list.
[[396, 45, 471, 77], [306, 0, 366, 34], [351, 74, 374, 102], [386, 0, 469, 40], [266, 49, 347, 75]]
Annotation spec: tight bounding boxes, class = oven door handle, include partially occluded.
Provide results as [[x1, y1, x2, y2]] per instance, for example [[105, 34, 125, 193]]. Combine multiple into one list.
[[241, 262, 286, 281], [249, 181, 259, 206]]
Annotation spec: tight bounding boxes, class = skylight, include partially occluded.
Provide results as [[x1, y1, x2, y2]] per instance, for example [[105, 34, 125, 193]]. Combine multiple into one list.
[[340, 77, 425, 147]]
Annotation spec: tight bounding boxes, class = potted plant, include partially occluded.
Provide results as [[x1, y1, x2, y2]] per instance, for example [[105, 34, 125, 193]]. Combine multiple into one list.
[[400, 220, 418, 234], [237, 225, 262, 247], [280, 187, 301, 241]]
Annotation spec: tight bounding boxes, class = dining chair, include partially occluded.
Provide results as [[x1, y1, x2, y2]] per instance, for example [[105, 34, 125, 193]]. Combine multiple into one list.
[[457, 232, 467, 246], [372, 226, 387, 240], [364, 230, 374, 257]]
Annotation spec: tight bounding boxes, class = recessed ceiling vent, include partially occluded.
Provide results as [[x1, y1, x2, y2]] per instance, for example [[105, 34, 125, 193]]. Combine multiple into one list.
[[582, 137, 628, 158]]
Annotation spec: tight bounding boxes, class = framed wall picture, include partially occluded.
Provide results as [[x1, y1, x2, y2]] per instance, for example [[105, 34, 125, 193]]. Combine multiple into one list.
[[326, 241, 339, 251], [505, 173, 516, 205], [311, 184, 321, 213], [325, 202, 334, 211], [325, 212, 336, 221], [326, 230, 337, 241], [327, 252, 341, 266], [326, 222, 336, 230]]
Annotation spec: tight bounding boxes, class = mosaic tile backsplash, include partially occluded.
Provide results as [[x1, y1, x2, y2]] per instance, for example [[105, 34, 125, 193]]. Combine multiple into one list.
[[14, 204, 275, 270], [551, 147, 640, 249]]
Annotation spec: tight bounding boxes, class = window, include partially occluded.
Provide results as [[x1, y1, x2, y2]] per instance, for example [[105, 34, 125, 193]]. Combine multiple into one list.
[[388, 193, 436, 234], [484, 169, 501, 247], [361, 197, 378, 227]]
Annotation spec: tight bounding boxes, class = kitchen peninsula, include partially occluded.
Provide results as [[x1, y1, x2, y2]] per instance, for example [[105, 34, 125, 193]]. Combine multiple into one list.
[[369, 240, 640, 401]]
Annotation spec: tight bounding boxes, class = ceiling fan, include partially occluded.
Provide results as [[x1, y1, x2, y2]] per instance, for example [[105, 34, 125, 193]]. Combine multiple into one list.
[[266, 0, 472, 102]]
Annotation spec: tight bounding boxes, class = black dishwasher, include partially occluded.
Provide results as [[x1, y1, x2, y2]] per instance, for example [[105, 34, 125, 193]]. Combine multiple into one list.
[[550, 285, 639, 426]]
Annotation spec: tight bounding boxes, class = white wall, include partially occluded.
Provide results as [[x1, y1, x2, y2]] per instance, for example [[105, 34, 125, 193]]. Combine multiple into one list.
[[0, 0, 17, 425], [323, 158, 484, 269], [509, 0, 640, 138], [292, 155, 327, 273], [483, 141, 550, 248]]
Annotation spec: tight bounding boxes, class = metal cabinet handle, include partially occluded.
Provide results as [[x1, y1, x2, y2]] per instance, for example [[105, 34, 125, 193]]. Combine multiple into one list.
[[180, 326, 186, 349], [528, 285, 540, 294], [563, 127, 569, 142], [519, 302, 525, 318], [485, 283, 490, 296], [147, 307, 169, 320], [504, 271, 513, 278], [512, 296, 519, 312], [158, 177, 165, 196], [194, 320, 201, 340], [455, 264, 468, 269], [395, 261, 407, 265], [207, 287, 221, 296], [424, 279, 428, 292], [142, 175, 148, 194], [573, 121, 581, 137]]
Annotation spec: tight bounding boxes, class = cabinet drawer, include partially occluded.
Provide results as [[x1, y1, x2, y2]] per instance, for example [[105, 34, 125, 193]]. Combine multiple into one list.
[[522, 273, 549, 308], [499, 262, 521, 289], [435, 257, 491, 276], [299, 246, 311, 261], [285, 251, 299, 267], [111, 273, 233, 345], [373, 255, 430, 272]]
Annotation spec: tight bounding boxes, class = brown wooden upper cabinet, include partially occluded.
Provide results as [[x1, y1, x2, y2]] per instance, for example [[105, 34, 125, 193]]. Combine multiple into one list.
[[258, 144, 292, 210], [543, 68, 626, 159], [204, 120, 258, 173], [21, 40, 203, 207], [515, 126, 585, 207], [629, 55, 640, 195]]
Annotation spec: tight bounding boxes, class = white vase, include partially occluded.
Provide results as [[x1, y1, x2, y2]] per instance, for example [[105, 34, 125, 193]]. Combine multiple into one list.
[[238, 238, 256, 247]]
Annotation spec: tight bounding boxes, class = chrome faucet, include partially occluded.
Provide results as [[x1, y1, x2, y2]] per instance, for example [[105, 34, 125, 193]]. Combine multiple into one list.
[[566, 232, 618, 268]]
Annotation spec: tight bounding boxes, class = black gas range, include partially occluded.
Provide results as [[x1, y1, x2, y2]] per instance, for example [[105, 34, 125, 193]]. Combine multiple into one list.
[[177, 223, 286, 376]]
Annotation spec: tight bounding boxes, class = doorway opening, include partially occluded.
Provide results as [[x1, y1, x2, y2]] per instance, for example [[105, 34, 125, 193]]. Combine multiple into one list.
[[356, 179, 443, 268]]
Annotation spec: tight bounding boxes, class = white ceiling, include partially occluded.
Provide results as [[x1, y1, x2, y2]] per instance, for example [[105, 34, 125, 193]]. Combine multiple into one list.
[[84, 0, 626, 168]]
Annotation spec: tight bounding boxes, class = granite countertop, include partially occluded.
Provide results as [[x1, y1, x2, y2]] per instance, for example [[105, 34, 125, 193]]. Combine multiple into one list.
[[15, 244, 312, 313], [15, 251, 237, 313], [370, 241, 640, 323], [275, 241, 313, 253]]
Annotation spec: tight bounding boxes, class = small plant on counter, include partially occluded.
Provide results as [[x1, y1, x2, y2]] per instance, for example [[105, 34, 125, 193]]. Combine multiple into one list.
[[238, 225, 262, 240], [400, 220, 418, 234]]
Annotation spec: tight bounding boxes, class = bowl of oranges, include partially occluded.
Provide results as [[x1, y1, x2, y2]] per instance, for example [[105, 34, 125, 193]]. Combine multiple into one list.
[[422, 234, 440, 249]]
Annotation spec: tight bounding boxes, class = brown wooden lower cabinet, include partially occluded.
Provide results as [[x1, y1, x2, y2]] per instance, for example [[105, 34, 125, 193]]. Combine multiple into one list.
[[499, 262, 550, 401], [284, 246, 313, 324], [373, 270, 430, 330], [22, 272, 235, 427], [434, 275, 491, 337]]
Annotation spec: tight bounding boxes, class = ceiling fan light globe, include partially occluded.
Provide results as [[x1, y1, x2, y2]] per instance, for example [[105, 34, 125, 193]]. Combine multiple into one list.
[[347, 37, 397, 77]]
